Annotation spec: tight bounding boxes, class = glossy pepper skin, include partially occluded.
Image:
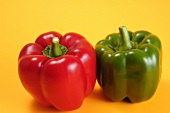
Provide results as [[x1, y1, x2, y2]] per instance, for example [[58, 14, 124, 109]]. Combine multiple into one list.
[[95, 26, 162, 103], [18, 31, 96, 111]]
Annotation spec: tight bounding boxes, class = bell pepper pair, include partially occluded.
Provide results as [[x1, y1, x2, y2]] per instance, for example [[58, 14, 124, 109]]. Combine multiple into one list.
[[18, 26, 162, 111]]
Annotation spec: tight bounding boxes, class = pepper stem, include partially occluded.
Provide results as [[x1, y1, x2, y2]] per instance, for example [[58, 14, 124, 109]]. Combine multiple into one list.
[[49, 37, 62, 57], [42, 37, 68, 58], [119, 26, 132, 50]]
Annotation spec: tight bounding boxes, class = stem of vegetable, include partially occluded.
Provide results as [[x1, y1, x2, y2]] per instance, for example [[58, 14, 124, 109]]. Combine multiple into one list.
[[119, 26, 132, 50], [49, 37, 62, 57]]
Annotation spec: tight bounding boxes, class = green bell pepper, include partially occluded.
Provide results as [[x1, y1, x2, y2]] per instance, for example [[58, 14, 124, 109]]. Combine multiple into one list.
[[95, 26, 162, 103]]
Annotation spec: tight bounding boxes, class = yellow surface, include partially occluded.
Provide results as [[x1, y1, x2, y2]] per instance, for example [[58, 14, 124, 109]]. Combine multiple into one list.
[[1, 0, 170, 113]]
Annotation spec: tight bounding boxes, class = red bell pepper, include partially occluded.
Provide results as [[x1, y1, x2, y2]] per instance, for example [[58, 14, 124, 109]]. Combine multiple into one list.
[[18, 31, 96, 111]]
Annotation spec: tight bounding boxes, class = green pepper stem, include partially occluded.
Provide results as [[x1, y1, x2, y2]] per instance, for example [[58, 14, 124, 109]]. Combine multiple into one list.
[[49, 37, 62, 57], [119, 26, 132, 50]]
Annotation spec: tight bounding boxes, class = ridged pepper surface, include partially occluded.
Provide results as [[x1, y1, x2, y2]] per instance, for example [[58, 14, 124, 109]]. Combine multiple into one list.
[[18, 31, 96, 111], [95, 26, 162, 102]]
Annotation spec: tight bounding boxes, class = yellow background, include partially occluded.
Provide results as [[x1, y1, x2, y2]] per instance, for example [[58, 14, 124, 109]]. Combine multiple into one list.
[[1, 0, 170, 113]]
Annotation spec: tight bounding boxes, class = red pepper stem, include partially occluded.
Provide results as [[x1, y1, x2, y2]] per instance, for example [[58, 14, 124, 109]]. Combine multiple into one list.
[[50, 37, 62, 57], [119, 26, 132, 50]]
